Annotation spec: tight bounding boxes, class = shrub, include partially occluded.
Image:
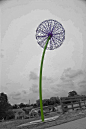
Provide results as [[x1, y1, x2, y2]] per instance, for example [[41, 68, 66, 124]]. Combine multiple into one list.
[[5, 110, 15, 120]]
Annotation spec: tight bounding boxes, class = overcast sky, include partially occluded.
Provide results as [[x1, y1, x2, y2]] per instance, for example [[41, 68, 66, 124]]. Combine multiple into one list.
[[1, 0, 86, 104]]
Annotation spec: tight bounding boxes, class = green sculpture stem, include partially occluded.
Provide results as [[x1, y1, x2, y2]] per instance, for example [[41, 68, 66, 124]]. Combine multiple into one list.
[[39, 36, 51, 122]]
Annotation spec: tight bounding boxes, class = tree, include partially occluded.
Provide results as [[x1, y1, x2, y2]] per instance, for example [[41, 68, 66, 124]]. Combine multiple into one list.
[[33, 103, 37, 108], [30, 104, 34, 106], [5, 110, 15, 120], [25, 104, 30, 107], [56, 97, 60, 104], [49, 97, 60, 105], [36, 99, 50, 106], [0, 92, 12, 120], [12, 104, 19, 109], [68, 91, 78, 97], [49, 97, 56, 105], [19, 103, 26, 108], [36, 99, 40, 107], [0, 92, 8, 102], [67, 91, 80, 104], [43, 99, 49, 106], [36, 97, 60, 107]]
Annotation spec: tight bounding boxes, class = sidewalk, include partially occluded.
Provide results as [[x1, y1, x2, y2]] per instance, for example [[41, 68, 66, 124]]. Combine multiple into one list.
[[17, 115, 59, 128], [45, 117, 86, 129]]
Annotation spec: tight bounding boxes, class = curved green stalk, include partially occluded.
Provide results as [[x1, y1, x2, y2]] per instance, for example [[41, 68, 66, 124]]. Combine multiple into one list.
[[39, 36, 51, 122]]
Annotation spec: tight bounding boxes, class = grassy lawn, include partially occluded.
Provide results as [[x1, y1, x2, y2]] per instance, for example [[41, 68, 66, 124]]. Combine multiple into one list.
[[0, 109, 86, 129]]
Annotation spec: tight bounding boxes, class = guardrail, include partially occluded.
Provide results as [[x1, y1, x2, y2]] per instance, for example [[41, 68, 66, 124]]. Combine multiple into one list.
[[60, 96, 86, 113]]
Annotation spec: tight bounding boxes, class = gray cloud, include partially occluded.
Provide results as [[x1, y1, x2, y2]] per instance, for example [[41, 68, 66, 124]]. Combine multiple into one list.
[[29, 70, 55, 83], [29, 84, 38, 93], [9, 92, 21, 100], [62, 68, 83, 79], [2, 86, 8, 90], [6, 82, 11, 85], [1, 49, 4, 51], [57, 80, 75, 90], [79, 83, 86, 89], [62, 81, 74, 87], [58, 68, 86, 96], [12, 96, 21, 100], [80, 91, 86, 96], [42, 76, 47, 80], [10, 92, 21, 96], [22, 90, 27, 94], [78, 72, 86, 91], [15, 93, 21, 96], [45, 77, 55, 83], [0, 53, 4, 58], [78, 80, 86, 85], [1, 49, 4, 58], [50, 87, 61, 92], [50, 68, 85, 95], [29, 70, 56, 95], [60, 68, 84, 81], [67, 71, 83, 79], [29, 71, 38, 80], [59, 68, 76, 89]]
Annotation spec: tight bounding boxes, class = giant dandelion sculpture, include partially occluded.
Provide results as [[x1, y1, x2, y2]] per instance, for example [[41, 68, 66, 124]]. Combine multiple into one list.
[[35, 19, 65, 122]]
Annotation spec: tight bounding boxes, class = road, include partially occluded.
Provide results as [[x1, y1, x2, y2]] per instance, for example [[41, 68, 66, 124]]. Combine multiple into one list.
[[45, 117, 86, 129]]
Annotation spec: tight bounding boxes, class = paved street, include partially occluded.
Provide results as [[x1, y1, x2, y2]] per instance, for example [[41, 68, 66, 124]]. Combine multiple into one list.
[[45, 117, 86, 129]]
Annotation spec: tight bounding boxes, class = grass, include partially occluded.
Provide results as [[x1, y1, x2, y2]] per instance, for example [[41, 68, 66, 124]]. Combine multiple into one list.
[[0, 108, 86, 129]]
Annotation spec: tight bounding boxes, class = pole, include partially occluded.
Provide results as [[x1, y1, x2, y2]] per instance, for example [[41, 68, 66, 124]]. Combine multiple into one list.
[[39, 36, 51, 122]]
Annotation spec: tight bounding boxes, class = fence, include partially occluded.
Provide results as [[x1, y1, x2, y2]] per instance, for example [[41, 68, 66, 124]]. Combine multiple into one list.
[[60, 96, 86, 113]]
